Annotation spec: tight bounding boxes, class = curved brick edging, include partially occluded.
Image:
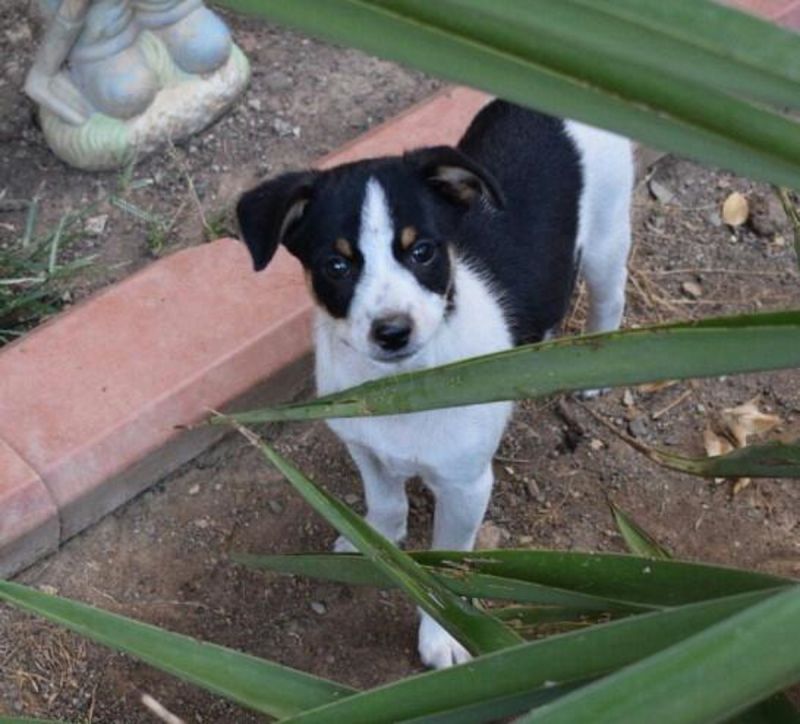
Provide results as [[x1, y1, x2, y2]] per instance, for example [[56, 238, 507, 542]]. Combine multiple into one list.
[[0, 87, 490, 577]]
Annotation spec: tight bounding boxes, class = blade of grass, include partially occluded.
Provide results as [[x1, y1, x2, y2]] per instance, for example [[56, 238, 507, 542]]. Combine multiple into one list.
[[229, 419, 522, 654], [518, 585, 800, 724], [609, 501, 672, 559], [21, 197, 39, 248], [220, 312, 800, 425], [47, 214, 67, 275], [282, 590, 783, 724], [0, 580, 354, 718], [235, 550, 792, 608], [218, 0, 800, 188]]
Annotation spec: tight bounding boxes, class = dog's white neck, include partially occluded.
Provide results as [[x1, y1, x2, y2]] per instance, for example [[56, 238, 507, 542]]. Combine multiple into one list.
[[314, 257, 513, 395]]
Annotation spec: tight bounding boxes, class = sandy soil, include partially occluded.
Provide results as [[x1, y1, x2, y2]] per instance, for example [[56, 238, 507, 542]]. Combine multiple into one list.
[[1, 3, 799, 723]]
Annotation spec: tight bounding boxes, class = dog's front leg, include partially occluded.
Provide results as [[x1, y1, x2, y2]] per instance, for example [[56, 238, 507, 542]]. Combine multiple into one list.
[[417, 462, 494, 669], [334, 442, 409, 552]]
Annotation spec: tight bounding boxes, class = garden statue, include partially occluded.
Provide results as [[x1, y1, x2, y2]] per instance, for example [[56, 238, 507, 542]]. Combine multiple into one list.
[[24, 0, 250, 170]]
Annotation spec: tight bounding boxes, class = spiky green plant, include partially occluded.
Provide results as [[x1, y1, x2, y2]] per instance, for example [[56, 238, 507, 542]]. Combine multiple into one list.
[[4, 1, 800, 721]]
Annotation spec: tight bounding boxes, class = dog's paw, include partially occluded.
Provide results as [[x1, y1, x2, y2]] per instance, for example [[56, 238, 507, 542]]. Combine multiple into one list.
[[418, 616, 471, 669], [333, 535, 358, 553]]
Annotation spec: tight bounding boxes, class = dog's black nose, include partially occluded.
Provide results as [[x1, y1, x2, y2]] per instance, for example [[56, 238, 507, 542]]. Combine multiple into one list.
[[371, 315, 413, 351]]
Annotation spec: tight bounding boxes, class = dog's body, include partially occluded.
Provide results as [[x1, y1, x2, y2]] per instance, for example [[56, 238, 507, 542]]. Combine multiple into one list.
[[238, 100, 633, 669]]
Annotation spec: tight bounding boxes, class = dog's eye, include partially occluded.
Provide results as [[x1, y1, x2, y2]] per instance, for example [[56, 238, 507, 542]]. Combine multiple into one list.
[[409, 240, 436, 265], [324, 255, 352, 279]]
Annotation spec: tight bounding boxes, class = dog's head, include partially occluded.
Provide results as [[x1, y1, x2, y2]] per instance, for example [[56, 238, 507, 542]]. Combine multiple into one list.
[[237, 146, 503, 363]]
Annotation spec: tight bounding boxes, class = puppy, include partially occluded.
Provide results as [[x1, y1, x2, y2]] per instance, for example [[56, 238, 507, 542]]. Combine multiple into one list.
[[237, 99, 633, 669]]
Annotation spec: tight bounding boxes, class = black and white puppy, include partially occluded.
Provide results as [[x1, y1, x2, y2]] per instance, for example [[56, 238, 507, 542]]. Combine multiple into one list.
[[237, 100, 633, 669]]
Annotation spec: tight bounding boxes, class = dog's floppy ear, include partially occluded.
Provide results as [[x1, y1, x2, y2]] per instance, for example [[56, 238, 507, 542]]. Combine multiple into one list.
[[236, 171, 318, 271], [406, 146, 505, 209]]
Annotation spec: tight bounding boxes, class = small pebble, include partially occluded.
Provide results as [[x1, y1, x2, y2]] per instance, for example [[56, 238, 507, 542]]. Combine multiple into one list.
[[628, 416, 648, 438], [264, 70, 293, 93], [344, 493, 359, 505], [648, 179, 674, 204], [681, 280, 703, 299], [310, 601, 327, 615]]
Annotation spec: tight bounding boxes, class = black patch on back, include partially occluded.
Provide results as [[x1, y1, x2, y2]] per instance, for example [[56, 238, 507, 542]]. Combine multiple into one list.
[[455, 100, 583, 344]]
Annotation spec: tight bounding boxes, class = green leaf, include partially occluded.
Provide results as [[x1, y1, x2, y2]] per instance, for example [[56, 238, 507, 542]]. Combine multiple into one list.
[[0, 580, 354, 718], [233, 549, 791, 608], [221, 312, 800, 424], [609, 501, 672, 559], [229, 421, 521, 654], [518, 585, 800, 724], [644, 439, 800, 480], [574, 0, 800, 105], [234, 552, 656, 613], [282, 590, 783, 723], [216, 0, 800, 189]]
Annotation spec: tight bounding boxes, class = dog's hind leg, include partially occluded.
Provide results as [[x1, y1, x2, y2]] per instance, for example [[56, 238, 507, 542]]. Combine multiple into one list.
[[334, 443, 409, 552], [582, 227, 630, 337], [416, 463, 494, 668], [576, 213, 631, 399]]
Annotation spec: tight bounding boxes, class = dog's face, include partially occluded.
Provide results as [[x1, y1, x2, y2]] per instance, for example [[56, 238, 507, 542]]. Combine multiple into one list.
[[237, 147, 503, 363]]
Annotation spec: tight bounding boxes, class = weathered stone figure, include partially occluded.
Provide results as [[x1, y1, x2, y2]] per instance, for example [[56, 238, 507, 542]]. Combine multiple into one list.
[[25, 0, 250, 170]]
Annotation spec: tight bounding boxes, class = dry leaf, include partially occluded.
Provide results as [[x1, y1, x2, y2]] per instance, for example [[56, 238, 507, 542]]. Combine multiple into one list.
[[638, 380, 678, 394], [704, 426, 733, 458], [85, 214, 108, 235], [704, 426, 733, 484], [722, 191, 749, 226], [622, 388, 635, 407], [732, 477, 752, 495], [720, 399, 781, 448], [681, 280, 703, 299]]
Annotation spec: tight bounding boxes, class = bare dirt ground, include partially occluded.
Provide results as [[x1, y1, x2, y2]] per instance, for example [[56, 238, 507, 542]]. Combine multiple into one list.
[[2, 4, 800, 723]]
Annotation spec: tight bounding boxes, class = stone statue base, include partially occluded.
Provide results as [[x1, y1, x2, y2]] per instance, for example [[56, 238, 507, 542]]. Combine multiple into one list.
[[39, 30, 250, 171]]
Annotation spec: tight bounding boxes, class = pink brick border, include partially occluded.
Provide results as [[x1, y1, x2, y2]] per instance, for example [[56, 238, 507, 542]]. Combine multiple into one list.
[[1, 0, 798, 577]]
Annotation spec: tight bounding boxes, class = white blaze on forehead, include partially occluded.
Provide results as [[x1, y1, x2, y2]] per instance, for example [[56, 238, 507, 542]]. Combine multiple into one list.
[[358, 177, 395, 273]]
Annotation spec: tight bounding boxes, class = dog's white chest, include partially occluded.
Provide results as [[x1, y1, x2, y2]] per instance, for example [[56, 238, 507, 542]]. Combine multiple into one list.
[[314, 262, 513, 479]]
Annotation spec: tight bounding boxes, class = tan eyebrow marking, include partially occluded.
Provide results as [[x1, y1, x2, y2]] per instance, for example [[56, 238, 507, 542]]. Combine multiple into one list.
[[400, 226, 417, 250], [334, 237, 354, 259]]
